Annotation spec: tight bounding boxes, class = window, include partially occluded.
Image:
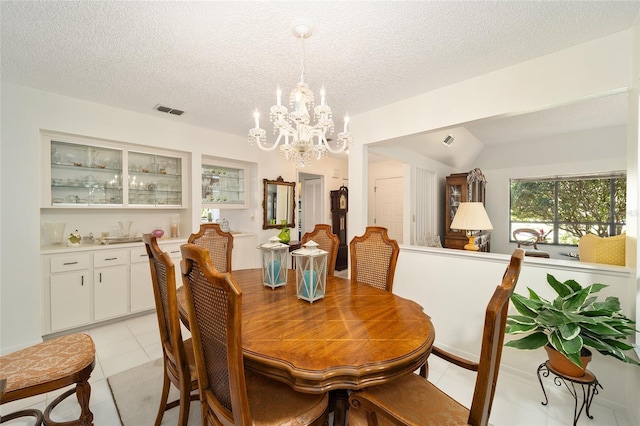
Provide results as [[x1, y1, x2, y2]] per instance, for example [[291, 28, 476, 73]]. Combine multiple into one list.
[[510, 173, 626, 246]]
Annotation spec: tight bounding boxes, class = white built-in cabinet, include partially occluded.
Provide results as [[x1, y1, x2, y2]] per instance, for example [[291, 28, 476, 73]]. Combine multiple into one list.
[[42, 133, 188, 208], [201, 158, 248, 209], [93, 251, 128, 321], [42, 236, 257, 334], [42, 240, 187, 335], [130, 247, 155, 313], [231, 233, 257, 270], [49, 253, 92, 331]]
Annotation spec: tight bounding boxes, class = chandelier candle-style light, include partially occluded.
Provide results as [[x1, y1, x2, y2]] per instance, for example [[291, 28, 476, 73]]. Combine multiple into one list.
[[248, 22, 352, 167]]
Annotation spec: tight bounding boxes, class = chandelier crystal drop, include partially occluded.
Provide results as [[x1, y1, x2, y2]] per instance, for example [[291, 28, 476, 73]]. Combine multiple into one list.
[[248, 23, 352, 167]]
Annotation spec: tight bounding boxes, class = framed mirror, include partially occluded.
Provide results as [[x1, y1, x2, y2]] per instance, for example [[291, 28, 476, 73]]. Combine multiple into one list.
[[263, 176, 295, 230]]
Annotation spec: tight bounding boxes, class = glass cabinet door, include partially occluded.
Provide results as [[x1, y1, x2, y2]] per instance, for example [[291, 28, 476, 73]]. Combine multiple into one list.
[[449, 184, 462, 234], [128, 151, 182, 206], [202, 163, 246, 208], [50, 141, 123, 206]]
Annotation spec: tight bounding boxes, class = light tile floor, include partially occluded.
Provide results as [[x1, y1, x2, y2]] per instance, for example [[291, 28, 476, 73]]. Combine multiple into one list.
[[3, 310, 633, 426]]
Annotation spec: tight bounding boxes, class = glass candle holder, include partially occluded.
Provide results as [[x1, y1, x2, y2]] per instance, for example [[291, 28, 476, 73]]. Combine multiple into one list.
[[45, 223, 66, 245]]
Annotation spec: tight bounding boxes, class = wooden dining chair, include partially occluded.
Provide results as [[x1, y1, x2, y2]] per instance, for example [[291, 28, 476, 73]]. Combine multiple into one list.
[[143, 234, 199, 426], [0, 333, 95, 425], [180, 243, 329, 426], [188, 223, 234, 272], [350, 226, 400, 292], [348, 248, 525, 426], [302, 224, 340, 276]]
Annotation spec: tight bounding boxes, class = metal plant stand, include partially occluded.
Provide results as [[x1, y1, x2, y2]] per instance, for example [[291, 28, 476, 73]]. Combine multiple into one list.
[[537, 361, 602, 426]]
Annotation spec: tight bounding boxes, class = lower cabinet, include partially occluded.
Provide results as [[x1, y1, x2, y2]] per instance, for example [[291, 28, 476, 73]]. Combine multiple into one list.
[[94, 251, 128, 321], [130, 247, 155, 313], [43, 239, 187, 335], [232, 233, 257, 270], [163, 243, 183, 287], [50, 271, 92, 331]]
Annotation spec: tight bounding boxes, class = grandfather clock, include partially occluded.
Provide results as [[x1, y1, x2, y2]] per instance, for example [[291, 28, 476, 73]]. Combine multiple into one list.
[[330, 186, 348, 271]]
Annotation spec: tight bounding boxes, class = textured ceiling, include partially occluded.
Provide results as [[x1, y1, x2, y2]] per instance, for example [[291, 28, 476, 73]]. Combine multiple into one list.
[[1, 1, 638, 167]]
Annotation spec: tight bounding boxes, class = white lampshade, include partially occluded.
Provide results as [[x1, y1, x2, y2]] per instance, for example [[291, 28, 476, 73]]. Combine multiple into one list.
[[450, 202, 493, 231]]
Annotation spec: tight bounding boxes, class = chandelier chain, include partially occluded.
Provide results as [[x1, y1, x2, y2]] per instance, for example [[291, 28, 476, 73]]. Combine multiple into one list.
[[299, 34, 305, 84]]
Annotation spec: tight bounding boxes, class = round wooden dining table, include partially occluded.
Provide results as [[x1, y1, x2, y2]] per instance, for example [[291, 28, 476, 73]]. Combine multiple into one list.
[[176, 268, 434, 425]]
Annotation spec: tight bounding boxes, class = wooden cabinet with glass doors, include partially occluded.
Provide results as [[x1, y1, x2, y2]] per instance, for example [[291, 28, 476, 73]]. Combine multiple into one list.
[[444, 168, 491, 252]]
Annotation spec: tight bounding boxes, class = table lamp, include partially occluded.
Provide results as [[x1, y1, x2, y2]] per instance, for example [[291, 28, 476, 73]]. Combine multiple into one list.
[[450, 202, 493, 251]]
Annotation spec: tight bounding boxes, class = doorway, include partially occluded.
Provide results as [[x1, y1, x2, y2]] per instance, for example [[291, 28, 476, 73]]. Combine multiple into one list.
[[298, 173, 324, 241], [374, 177, 403, 243]]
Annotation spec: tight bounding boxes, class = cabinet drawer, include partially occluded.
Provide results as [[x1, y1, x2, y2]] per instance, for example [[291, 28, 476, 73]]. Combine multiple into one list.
[[130, 247, 149, 263], [162, 244, 182, 260], [94, 250, 127, 267], [50, 254, 90, 273]]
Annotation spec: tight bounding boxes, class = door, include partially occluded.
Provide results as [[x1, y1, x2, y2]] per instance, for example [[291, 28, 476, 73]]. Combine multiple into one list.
[[130, 247, 155, 313], [94, 265, 128, 321], [375, 177, 403, 243], [50, 272, 92, 331], [300, 174, 323, 236]]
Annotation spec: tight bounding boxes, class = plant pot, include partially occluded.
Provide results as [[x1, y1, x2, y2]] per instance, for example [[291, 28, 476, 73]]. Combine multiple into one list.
[[544, 345, 592, 377]]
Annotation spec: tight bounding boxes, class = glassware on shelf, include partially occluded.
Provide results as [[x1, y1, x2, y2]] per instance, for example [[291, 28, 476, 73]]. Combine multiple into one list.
[[170, 217, 179, 237], [118, 221, 132, 237], [46, 223, 66, 245]]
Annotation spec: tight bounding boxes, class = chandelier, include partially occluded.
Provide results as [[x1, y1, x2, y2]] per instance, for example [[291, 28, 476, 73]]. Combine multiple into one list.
[[248, 23, 352, 167]]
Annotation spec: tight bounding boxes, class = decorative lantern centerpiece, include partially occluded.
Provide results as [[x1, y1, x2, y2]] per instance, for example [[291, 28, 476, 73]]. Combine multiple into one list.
[[258, 236, 289, 289], [292, 240, 328, 303]]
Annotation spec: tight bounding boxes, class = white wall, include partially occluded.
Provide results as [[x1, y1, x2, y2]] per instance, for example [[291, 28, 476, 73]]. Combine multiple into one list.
[[394, 247, 634, 416], [476, 125, 627, 257], [349, 29, 634, 241], [0, 81, 348, 353], [348, 27, 640, 423]]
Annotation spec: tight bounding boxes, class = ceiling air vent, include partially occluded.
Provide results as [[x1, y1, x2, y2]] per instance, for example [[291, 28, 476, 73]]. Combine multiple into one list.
[[154, 105, 185, 116]]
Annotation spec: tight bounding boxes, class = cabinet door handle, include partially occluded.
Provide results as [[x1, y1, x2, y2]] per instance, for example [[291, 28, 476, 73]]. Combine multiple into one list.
[[63, 261, 78, 265], [99, 272, 102, 283], [170, 250, 180, 254], [139, 254, 147, 257], [104, 257, 118, 261], [81, 275, 84, 286]]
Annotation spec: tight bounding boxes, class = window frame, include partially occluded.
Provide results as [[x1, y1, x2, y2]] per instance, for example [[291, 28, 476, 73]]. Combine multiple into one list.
[[509, 172, 626, 247]]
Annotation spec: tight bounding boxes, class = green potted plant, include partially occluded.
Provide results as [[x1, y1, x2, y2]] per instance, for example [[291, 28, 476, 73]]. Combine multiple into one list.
[[506, 273, 639, 376]]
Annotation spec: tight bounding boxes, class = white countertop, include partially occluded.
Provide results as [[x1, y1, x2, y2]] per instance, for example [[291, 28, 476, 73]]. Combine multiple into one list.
[[40, 232, 256, 254]]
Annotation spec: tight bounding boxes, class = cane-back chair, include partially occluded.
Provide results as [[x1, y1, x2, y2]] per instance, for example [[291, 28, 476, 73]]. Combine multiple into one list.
[[0, 333, 95, 425], [350, 226, 400, 292], [180, 243, 328, 426], [188, 223, 234, 272], [301, 224, 340, 276], [143, 234, 199, 426], [348, 248, 525, 426]]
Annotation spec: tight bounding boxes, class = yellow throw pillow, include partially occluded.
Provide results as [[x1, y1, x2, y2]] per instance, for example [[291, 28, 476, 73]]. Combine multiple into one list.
[[578, 234, 626, 266]]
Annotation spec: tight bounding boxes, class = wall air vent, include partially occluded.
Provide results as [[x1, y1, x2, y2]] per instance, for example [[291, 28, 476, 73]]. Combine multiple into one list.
[[442, 134, 454, 146], [154, 105, 185, 116]]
